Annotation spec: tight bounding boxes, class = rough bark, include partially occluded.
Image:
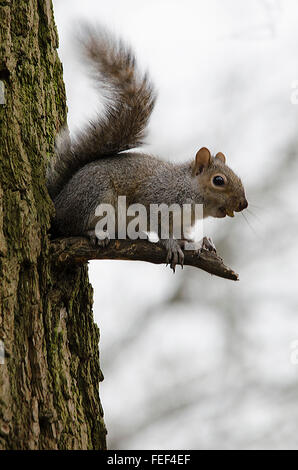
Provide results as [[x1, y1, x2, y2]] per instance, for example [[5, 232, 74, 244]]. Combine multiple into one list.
[[0, 0, 106, 450]]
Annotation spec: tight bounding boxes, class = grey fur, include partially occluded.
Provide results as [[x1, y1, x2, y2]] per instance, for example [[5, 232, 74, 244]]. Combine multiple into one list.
[[52, 152, 197, 236]]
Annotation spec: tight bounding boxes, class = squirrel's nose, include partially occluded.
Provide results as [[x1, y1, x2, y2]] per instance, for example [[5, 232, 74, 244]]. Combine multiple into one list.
[[238, 199, 248, 211]]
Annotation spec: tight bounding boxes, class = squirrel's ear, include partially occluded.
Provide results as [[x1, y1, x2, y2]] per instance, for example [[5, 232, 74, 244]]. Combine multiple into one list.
[[215, 152, 226, 164], [193, 147, 211, 175]]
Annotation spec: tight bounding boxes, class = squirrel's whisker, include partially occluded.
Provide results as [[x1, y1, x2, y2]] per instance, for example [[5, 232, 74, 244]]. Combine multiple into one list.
[[246, 208, 263, 224], [241, 212, 260, 239]]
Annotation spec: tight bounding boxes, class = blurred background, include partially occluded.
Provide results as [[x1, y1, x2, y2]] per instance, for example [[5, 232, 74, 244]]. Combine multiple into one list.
[[53, 0, 298, 449]]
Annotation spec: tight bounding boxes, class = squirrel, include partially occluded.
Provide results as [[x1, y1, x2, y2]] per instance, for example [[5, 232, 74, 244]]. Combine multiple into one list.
[[47, 26, 248, 271]]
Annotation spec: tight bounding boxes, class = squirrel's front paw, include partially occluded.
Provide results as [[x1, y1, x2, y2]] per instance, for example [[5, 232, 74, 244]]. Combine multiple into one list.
[[161, 239, 184, 272], [84, 230, 110, 248]]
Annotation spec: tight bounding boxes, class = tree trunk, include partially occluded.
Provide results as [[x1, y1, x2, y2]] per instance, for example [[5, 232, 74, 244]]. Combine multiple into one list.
[[0, 0, 106, 450]]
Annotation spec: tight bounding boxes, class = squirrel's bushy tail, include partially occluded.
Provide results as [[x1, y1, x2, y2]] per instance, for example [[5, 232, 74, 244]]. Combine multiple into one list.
[[47, 25, 156, 199]]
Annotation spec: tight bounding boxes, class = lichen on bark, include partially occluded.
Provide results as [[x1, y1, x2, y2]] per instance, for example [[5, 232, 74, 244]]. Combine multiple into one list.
[[0, 0, 106, 450]]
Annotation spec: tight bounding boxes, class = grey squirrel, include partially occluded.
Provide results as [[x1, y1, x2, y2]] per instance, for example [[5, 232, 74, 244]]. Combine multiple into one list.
[[47, 26, 248, 270]]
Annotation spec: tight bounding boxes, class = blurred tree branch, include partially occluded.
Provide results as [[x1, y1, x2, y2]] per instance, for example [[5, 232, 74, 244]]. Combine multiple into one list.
[[50, 237, 239, 281]]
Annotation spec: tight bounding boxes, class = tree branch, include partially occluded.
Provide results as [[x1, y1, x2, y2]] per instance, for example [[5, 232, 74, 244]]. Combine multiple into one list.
[[50, 237, 239, 281]]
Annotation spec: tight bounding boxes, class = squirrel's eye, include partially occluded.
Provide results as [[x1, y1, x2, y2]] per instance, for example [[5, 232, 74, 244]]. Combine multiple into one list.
[[213, 175, 225, 186]]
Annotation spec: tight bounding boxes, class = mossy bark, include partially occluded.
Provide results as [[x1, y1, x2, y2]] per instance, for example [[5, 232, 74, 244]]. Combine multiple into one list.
[[0, 0, 106, 450]]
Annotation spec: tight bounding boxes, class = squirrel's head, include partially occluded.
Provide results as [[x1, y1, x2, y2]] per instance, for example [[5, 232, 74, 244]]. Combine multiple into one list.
[[192, 147, 248, 219]]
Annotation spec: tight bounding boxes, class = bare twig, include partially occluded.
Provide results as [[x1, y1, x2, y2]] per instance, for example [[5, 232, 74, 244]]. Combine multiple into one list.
[[50, 237, 239, 281]]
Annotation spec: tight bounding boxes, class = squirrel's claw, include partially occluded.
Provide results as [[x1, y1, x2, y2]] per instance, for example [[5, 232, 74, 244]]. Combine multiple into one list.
[[200, 236, 217, 253], [84, 230, 110, 248], [98, 235, 111, 248]]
